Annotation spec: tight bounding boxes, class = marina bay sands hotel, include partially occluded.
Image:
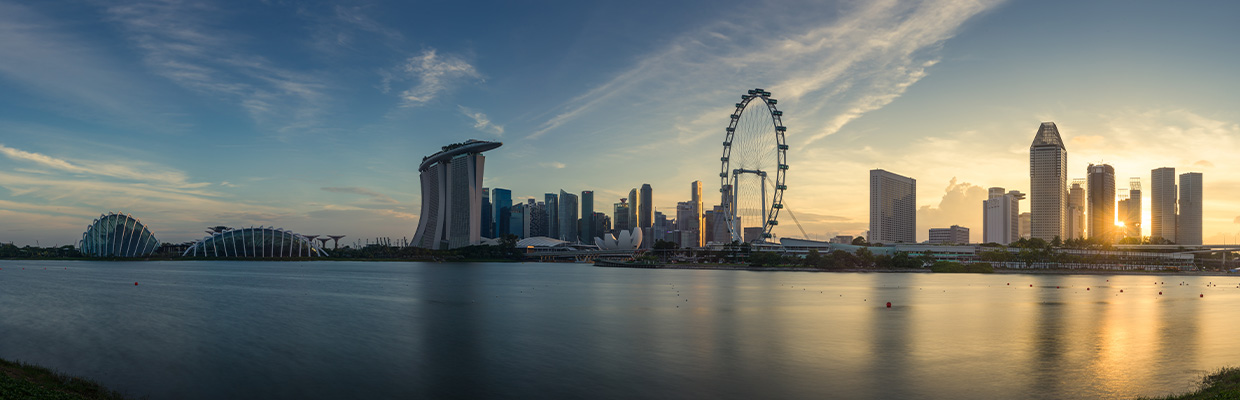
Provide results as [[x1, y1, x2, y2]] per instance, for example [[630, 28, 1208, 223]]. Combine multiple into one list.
[[412, 139, 502, 249]]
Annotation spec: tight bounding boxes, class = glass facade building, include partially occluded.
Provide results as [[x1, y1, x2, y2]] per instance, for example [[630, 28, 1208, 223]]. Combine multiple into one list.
[[79, 212, 160, 257], [184, 227, 326, 257]]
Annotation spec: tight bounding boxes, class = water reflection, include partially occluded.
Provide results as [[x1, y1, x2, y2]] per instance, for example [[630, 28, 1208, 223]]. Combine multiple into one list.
[[2, 262, 1239, 400]]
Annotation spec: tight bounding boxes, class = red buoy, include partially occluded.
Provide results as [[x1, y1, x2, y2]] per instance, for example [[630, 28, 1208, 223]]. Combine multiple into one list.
[[1200, 294, 1204, 298], [1007, 283, 1010, 285], [886, 302, 892, 308], [1159, 291, 1162, 295], [1120, 289, 1124, 293], [1057, 286, 1060, 289], [1086, 288, 1090, 291], [134, 282, 139, 286], [1030, 284, 1033, 287]]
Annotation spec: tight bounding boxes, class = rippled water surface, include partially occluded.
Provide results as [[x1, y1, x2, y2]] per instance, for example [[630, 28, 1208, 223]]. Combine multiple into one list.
[[3, 260, 1239, 399]]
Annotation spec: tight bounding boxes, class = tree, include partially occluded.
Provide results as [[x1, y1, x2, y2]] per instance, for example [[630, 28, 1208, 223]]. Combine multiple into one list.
[[748, 251, 783, 267], [855, 247, 875, 267], [1051, 236, 1063, 248], [805, 249, 823, 267], [851, 236, 868, 246]]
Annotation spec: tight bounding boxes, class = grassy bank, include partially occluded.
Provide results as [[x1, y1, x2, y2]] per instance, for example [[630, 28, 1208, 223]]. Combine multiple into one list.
[[1139, 367, 1240, 399], [0, 358, 130, 400]]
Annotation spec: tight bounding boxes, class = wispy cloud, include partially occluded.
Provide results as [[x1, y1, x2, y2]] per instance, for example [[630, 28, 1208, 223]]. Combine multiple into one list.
[[0, 143, 203, 189], [321, 186, 398, 204], [384, 49, 481, 106], [105, 1, 329, 137], [539, 162, 567, 169], [524, 0, 1002, 146], [458, 105, 504, 136]]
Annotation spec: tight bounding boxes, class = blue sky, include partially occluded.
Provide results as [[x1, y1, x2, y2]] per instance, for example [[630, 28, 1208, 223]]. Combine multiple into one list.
[[2, 0, 1239, 246]]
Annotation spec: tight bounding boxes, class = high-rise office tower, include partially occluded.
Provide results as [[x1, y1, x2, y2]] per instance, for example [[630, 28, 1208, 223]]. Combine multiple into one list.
[[1178, 172, 1203, 245], [581, 190, 594, 242], [1151, 167, 1177, 242], [592, 212, 608, 240], [868, 169, 916, 244], [413, 140, 502, 249], [481, 188, 493, 239], [509, 202, 525, 238], [1117, 193, 1132, 239], [1087, 163, 1115, 242], [1029, 122, 1068, 241], [545, 193, 559, 239], [1123, 178, 1142, 238], [492, 188, 512, 239], [1019, 212, 1031, 239], [1067, 179, 1086, 240], [558, 190, 579, 242], [639, 184, 653, 228], [628, 188, 640, 234], [530, 201, 548, 237], [983, 187, 1024, 245], [613, 199, 630, 231], [690, 181, 704, 248]]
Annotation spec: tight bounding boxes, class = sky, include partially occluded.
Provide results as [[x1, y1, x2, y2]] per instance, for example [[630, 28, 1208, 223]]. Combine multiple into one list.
[[1, 0, 1239, 247]]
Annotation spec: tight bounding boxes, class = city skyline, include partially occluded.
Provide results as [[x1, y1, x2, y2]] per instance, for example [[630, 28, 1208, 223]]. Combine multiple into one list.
[[2, 1, 1240, 246]]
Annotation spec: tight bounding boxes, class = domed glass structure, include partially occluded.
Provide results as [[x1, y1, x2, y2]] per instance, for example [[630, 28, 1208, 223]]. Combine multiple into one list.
[[80, 212, 161, 257], [183, 227, 327, 258]]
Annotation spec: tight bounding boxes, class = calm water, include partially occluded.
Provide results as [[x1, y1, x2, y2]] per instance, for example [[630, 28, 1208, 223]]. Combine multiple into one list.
[[2, 261, 1239, 399]]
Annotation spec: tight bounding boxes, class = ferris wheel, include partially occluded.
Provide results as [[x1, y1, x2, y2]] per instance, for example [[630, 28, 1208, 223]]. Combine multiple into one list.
[[719, 88, 787, 244]]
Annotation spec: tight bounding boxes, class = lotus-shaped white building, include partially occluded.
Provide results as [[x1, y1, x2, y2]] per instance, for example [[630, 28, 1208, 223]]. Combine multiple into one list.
[[594, 228, 643, 250]]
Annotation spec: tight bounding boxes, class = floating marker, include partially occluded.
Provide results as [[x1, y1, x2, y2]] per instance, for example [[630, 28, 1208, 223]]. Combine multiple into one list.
[[886, 302, 892, 308], [134, 282, 139, 286], [1159, 291, 1162, 295], [1200, 294, 1204, 298], [1087, 288, 1090, 291], [1120, 289, 1124, 293]]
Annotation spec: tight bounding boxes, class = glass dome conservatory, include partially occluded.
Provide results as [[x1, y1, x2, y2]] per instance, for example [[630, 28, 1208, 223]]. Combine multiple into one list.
[[79, 212, 161, 257], [183, 227, 327, 258]]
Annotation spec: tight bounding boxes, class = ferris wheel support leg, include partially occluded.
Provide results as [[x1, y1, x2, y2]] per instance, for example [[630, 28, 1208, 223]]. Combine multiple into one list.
[[761, 175, 767, 235]]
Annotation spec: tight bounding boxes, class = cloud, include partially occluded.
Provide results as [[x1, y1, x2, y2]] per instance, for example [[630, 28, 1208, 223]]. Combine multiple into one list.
[[1194, 160, 1214, 168], [458, 105, 504, 135], [523, 0, 1002, 145], [0, 143, 202, 188], [321, 187, 398, 204], [385, 49, 481, 107], [1234, 216, 1240, 224], [105, 1, 329, 136], [916, 177, 987, 242], [538, 162, 567, 169]]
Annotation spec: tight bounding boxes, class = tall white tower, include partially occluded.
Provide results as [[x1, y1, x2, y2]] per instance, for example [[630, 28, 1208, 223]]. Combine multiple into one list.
[[1029, 122, 1068, 241]]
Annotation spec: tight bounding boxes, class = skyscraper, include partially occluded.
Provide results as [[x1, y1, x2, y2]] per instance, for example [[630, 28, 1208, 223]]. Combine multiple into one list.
[[481, 188, 493, 239], [493, 188, 512, 239], [545, 193, 559, 239], [869, 169, 916, 244], [530, 201, 548, 237], [1178, 172, 1203, 245], [1067, 179, 1086, 240], [558, 190, 579, 242], [983, 187, 1024, 245], [1151, 167, 1177, 243], [1122, 178, 1142, 239], [412, 140, 502, 249], [639, 184, 653, 228], [690, 181, 704, 248], [1029, 122, 1068, 241], [1087, 163, 1115, 242], [581, 190, 594, 242], [628, 188, 640, 234], [613, 199, 630, 231]]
